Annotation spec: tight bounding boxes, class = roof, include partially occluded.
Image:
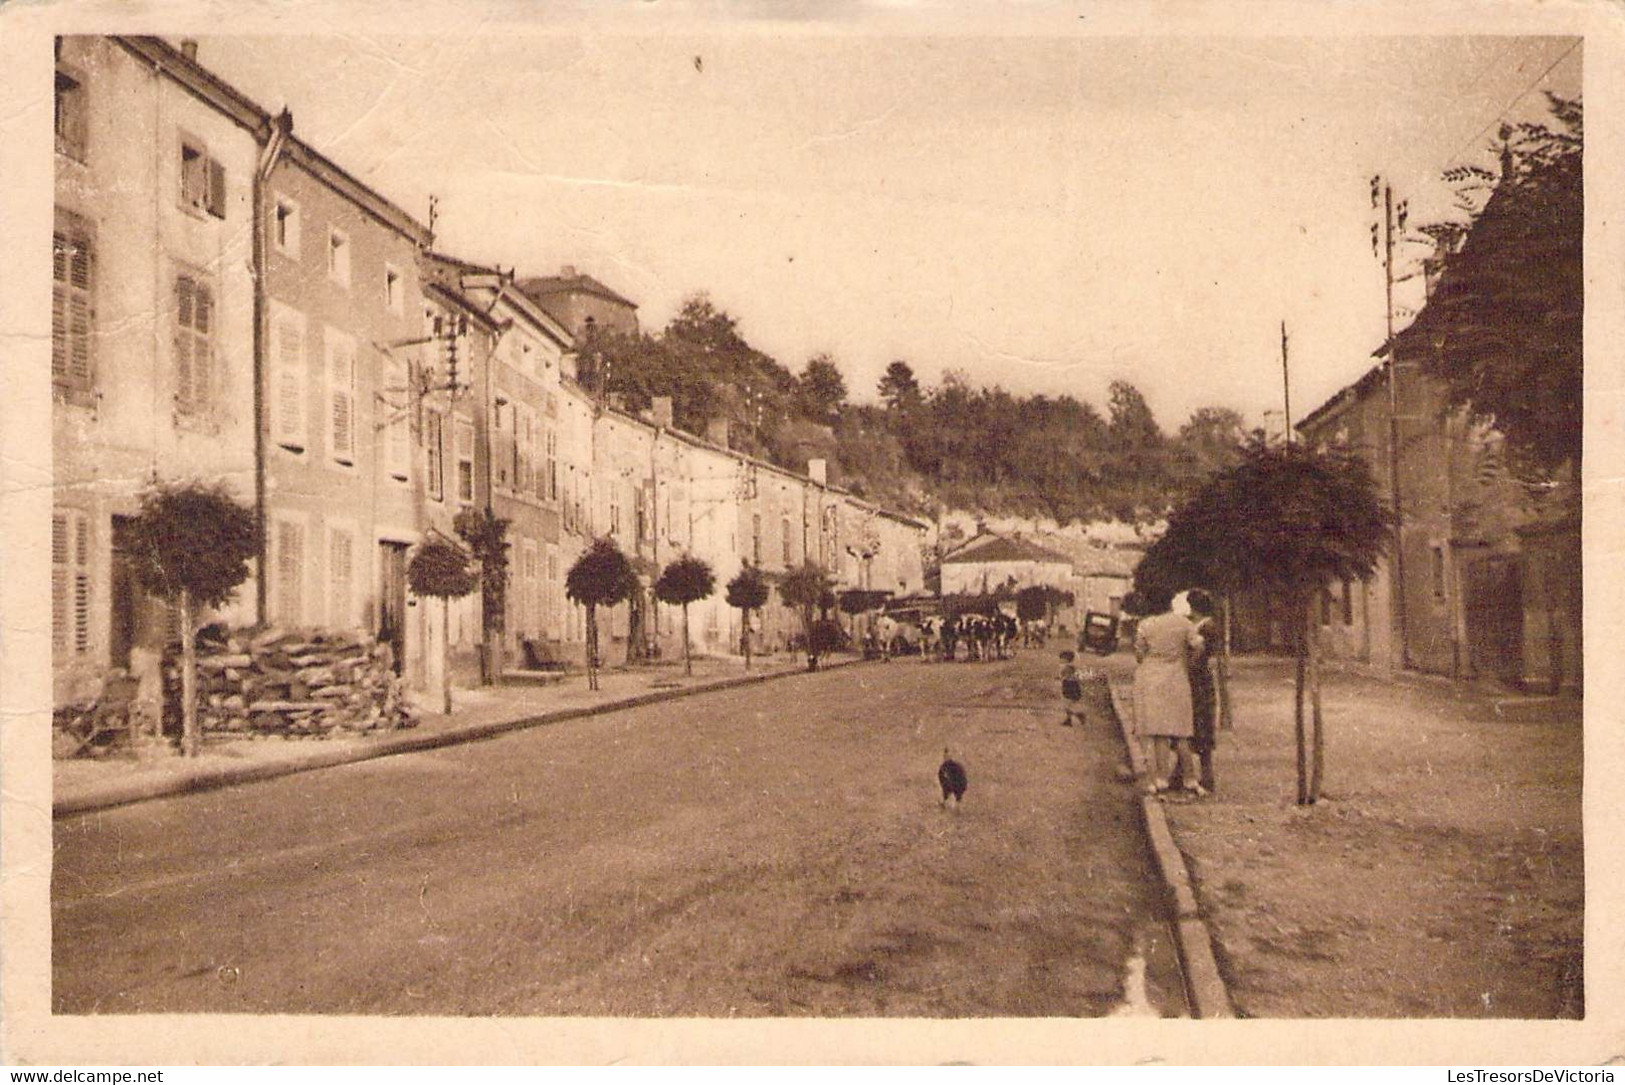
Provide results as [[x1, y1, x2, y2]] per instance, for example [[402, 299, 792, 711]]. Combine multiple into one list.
[[943, 534, 1073, 566], [1296, 362, 1388, 434], [115, 37, 432, 248], [517, 273, 638, 311], [420, 252, 575, 349]]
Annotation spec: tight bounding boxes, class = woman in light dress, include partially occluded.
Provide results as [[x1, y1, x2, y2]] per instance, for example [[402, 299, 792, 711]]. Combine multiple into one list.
[[1133, 590, 1205, 796]]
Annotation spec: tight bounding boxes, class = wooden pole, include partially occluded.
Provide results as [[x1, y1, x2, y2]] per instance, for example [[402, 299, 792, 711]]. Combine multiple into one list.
[[1294, 597, 1308, 805], [180, 587, 198, 757], [683, 601, 692, 676], [1281, 320, 1292, 442], [1308, 593, 1325, 803], [442, 596, 453, 715]]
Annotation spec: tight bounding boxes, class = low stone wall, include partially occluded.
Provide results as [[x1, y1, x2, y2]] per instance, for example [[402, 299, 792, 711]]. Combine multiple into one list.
[[166, 628, 417, 738]]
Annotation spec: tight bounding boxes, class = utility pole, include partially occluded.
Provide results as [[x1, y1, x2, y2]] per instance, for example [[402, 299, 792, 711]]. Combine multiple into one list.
[[1280, 320, 1292, 444], [1372, 175, 1411, 670]]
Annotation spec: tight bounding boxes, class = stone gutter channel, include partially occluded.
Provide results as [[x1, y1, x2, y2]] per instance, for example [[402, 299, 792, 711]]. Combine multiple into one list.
[[1104, 678, 1236, 1020], [54, 658, 861, 820]]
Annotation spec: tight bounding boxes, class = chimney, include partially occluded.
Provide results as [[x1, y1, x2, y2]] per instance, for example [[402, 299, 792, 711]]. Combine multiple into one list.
[[180, 39, 199, 62], [651, 396, 674, 429], [706, 417, 730, 449], [561, 264, 577, 279], [808, 458, 827, 486]]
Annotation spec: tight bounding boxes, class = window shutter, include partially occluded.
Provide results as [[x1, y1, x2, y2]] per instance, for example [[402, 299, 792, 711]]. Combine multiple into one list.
[[329, 528, 354, 629], [74, 514, 92, 654], [174, 278, 194, 409], [386, 358, 409, 478], [207, 158, 226, 219], [275, 316, 305, 446], [191, 284, 212, 407], [330, 340, 355, 463], [52, 275, 68, 379], [276, 520, 304, 626], [51, 514, 68, 655]]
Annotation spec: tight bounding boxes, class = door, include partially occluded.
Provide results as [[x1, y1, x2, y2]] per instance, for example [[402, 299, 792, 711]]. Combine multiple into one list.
[[110, 515, 171, 670], [1464, 556, 1523, 685], [378, 541, 409, 675]]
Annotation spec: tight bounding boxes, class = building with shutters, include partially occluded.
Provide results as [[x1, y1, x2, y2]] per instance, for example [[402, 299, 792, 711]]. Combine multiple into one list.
[[258, 99, 435, 687], [418, 252, 577, 675], [52, 36, 262, 706]]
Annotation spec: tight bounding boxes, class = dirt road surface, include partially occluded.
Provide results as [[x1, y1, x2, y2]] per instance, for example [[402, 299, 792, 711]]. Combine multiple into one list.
[[54, 651, 1182, 1017]]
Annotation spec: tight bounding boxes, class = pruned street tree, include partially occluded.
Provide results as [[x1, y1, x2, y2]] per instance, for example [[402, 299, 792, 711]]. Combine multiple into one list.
[[1133, 441, 1391, 804], [407, 534, 479, 715], [122, 481, 259, 757], [777, 561, 835, 671], [725, 563, 770, 670], [454, 507, 510, 685], [566, 537, 638, 690], [654, 554, 716, 677]]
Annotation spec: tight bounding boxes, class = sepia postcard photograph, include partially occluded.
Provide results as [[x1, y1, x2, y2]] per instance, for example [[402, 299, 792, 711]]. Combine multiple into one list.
[[1, 0, 1621, 1068]]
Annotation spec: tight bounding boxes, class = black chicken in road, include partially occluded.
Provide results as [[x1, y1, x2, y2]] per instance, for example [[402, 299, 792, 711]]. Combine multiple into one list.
[[938, 749, 968, 806]]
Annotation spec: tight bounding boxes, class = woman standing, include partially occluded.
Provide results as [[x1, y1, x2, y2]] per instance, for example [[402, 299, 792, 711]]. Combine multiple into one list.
[[1184, 589, 1220, 794], [1134, 591, 1204, 796]]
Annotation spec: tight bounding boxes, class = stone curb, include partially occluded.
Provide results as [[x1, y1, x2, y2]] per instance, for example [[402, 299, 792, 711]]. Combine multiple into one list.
[[1105, 679, 1236, 1020], [54, 656, 863, 819]]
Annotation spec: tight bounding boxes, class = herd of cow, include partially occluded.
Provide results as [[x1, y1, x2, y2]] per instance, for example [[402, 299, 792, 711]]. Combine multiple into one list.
[[869, 612, 1029, 662]]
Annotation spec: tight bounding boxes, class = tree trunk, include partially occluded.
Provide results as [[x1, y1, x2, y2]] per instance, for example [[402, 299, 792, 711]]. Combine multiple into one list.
[[682, 601, 692, 677], [743, 610, 753, 671], [1218, 594, 1234, 731], [1294, 605, 1308, 806], [1308, 595, 1325, 804], [180, 588, 199, 758], [586, 604, 599, 691], [442, 596, 453, 716]]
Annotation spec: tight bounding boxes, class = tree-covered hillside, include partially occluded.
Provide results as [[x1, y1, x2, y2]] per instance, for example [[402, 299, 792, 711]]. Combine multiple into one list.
[[581, 295, 1249, 525]]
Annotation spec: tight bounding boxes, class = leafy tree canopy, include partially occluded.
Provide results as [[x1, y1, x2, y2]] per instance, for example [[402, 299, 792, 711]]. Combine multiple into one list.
[[725, 564, 770, 612], [124, 481, 259, 609], [654, 554, 717, 606], [1412, 93, 1581, 478], [408, 537, 479, 600], [566, 537, 639, 609]]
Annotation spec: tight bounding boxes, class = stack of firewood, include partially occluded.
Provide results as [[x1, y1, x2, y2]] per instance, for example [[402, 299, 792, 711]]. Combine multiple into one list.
[[165, 628, 418, 738]]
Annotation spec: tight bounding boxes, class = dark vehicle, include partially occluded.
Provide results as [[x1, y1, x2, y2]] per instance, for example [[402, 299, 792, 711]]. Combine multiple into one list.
[[1080, 610, 1122, 656]]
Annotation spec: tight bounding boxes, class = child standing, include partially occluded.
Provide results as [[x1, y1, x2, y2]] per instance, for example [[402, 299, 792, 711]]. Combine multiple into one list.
[[1059, 650, 1084, 726]]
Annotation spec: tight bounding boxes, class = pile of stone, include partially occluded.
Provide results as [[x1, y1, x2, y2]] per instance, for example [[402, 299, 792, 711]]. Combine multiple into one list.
[[166, 628, 418, 738]]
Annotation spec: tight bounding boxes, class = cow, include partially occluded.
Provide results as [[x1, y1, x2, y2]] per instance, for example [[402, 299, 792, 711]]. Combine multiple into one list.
[[875, 615, 900, 661]]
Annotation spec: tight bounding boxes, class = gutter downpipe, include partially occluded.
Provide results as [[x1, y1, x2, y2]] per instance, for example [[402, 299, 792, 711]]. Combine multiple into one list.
[[252, 108, 292, 624]]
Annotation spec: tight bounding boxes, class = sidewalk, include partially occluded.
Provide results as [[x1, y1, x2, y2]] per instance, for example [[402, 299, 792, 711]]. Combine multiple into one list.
[[1115, 656, 1583, 1018], [55, 652, 858, 817]]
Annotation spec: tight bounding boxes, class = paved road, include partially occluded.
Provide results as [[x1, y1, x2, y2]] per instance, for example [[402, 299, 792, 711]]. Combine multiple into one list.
[[54, 649, 1181, 1016]]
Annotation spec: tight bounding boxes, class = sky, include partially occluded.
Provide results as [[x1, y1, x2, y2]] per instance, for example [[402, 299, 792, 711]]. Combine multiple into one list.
[[197, 27, 1581, 434]]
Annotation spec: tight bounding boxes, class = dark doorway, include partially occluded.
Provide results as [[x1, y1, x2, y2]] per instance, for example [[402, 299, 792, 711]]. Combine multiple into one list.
[[378, 540, 409, 676], [110, 515, 170, 670], [1464, 556, 1524, 686]]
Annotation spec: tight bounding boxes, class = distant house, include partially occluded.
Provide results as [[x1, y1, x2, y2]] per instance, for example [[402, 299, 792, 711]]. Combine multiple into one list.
[[941, 533, 1074, 597], [515, 265, 639, 342]]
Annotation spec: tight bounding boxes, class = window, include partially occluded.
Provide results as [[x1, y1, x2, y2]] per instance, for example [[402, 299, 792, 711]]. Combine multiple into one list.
[[385, 356, 409, 480], [752, 513, 762, 565], [272, 196, 300, 258], [1341, 578, 1354, 626], [782, 516, 792, 565], [328, 526, 355, 629], [173, 274, 214, 416], [274, 517, 305, 627], [492, 404, 510, 489], [52, 509, 92, 660], [425, 411, 445, 501], [271, 304, 307, 450], [179, 134, 226, 219], [55, 67, 87, 161], [1431, 546, 1446, 600], [524, 541, 540, 636], [545, 430, 558, 501], [384, 264, 403, 315], [52, 212, 94, 398], [327, 229, 351, 287], [455, 417, 475, 504], [609, 482, 621, 536], [325, 330, 357, 466]]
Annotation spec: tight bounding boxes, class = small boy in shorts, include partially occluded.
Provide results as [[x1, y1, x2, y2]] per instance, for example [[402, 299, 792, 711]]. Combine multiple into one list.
[[1059, 650, 1084, 726]]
